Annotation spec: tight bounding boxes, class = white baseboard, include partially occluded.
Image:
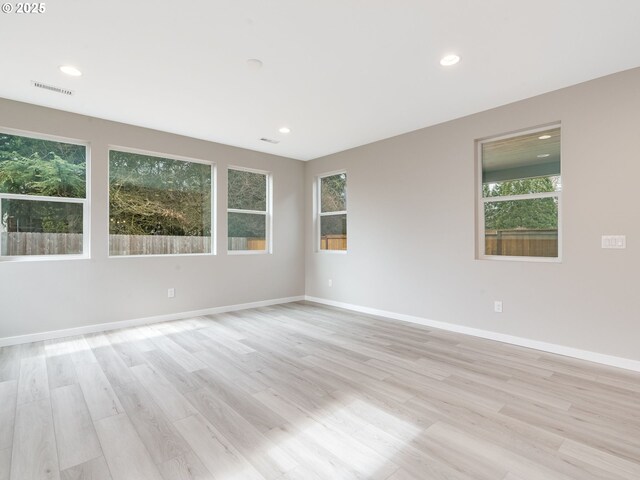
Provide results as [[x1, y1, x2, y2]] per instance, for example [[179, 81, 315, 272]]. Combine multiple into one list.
[[0, 295, 305, 347], [5, 293, 638, 373], [304, 296, 640, 373]]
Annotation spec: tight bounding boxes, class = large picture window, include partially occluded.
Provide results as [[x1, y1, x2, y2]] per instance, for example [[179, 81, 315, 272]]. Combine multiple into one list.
[[0, 130, 88, 258], [227, 167, 270, 253], [318, 171, 347, 251], [479, 126, 561, 260], [109, 149, 213, 256]]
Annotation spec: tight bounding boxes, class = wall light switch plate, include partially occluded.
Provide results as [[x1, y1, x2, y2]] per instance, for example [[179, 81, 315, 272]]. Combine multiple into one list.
[[602, 235, 626, 249], [494, 301, 503, 313], [168, 288, 175, 298]]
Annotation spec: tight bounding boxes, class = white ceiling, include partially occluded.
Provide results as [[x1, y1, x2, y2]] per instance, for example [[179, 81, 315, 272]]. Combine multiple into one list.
[[2, 1, 640, 161]]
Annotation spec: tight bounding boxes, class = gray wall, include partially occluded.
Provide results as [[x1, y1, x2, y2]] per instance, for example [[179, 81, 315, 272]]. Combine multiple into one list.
[[0, 98, 305, 338], [305, 67, 640, 361]]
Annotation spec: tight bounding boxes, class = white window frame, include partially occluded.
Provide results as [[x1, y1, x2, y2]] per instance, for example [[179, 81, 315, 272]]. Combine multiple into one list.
[[227, 166, 272, 255], [477, 124, 562, 263], [316, 169, 347, 254], [107, 145, 216, 258], [0, 127, 90, 262]]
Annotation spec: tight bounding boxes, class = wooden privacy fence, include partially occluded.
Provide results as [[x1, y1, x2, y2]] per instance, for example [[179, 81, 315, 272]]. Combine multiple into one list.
[[3, 231, 555, 257], [228, 237, 266, 251], [109, 234, 211, 255], [1, 232, 83, 256], [321, 234, 347, 251], [1, 233, 211, 256], [1, 233, 270, 255], [485, 229, 558, 257]]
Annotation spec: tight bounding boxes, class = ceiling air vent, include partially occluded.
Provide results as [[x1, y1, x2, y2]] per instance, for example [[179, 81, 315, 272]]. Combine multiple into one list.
[[32, 81, 74, 96], [260, 137, 280, 144]]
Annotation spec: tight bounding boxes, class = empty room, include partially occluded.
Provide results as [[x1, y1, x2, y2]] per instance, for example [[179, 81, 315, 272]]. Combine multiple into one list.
[[1, 2, 639, 479]]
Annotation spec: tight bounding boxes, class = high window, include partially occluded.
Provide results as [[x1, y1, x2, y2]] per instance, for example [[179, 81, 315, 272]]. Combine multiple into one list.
[[479, 126, 561, 260], [109, 149, 214, 256], [318, 171, 347, 251], [227, 167, 271, 253], [0, 130, 88, 258]]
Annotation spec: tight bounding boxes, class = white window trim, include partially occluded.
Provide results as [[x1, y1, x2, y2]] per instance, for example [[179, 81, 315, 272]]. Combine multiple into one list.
[[316, 169, 347, 254], [227, 165, 272, 255], [107, 145, 216, 258], [0, 127, 91, 262], [477, 124, 562, 263]]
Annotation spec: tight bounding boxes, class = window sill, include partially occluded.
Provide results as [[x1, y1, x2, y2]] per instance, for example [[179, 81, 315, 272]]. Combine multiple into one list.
[[478, 254, 561, 263], [108, 252, 215, 259], [0, 254, 90, 263], [227, 250, 270, 255]]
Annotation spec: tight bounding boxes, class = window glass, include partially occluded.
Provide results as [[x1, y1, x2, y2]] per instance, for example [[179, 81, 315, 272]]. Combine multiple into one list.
[[319, 172, 347, 251], [109, 150, 212, 256], [227, 168, 269, 252], [480, 127, 561, 259], [0, 131, 87, 257], [320, 173, 347, 212], [228, 169, 267, 211]]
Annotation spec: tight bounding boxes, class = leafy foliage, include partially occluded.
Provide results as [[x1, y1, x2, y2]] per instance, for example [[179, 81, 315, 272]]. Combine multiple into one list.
[[0, 133, 86, 233], [109, 151, 211, 236], [2, 199, 84, 233], [483, 177, 558, 230], [0, 153, 85, 198], [227, 169, 267, 239], [0, 132, 86, 198], [228, 169, 266, 211], [228, 212, 265, 238], [320, 214, 347, 236], [0, 133, 85, 165], [321, 173, 346, 212]]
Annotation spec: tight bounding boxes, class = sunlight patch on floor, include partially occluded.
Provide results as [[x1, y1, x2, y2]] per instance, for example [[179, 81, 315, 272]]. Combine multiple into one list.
[[266, 395, 421, 479]]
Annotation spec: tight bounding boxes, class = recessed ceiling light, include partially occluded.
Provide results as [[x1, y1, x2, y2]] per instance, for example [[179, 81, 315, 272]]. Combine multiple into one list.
[[246, 59, 263, 70], [440, 54, 460, 66], [537, 153, 550, 158], [59, 65, 82, 77], [279, 127, 291, 134], [538, 135, 551, 140]]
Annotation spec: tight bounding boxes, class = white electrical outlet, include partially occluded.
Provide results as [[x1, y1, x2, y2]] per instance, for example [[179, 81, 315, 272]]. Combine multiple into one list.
[[328, 279, 333, 287], [494, 301, 503, 313], [168, 288, 175, 298]]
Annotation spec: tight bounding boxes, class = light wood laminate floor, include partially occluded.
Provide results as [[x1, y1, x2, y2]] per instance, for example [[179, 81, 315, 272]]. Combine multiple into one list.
[[1, 301, 639, 480]]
